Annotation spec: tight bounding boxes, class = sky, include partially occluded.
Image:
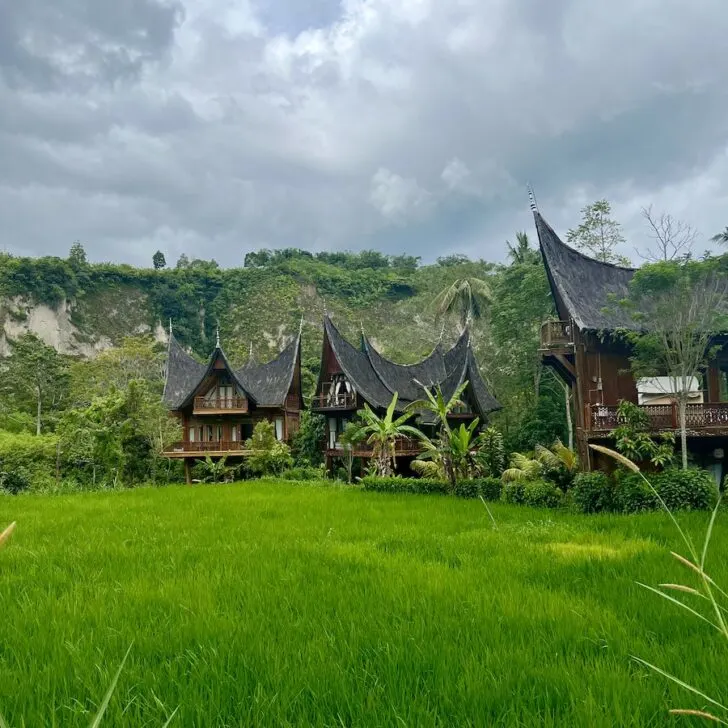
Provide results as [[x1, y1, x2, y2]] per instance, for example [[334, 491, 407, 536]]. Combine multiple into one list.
[[1, 0, 728, 267]]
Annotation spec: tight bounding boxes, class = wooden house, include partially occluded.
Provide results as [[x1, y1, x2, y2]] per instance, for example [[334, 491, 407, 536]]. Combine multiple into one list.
[[312, 315, 501, 469], [533, 207, 728, 482], [162, 330, 303, 481]]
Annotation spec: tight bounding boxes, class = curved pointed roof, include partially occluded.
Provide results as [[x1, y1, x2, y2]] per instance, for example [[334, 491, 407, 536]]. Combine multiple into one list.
[[534, 210, 636, 331], [322, 316, 501, 417], [163, 331, 301, 410]]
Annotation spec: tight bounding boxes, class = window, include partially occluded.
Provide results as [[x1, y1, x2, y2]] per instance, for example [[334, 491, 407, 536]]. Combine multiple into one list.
[[188, 427, 196, 443], [231, 425, 238, 442], [328, 417, 337, 449], [217, 425, 223, 442], [275, 417, 284, 442], [206, 425, 214, 442]]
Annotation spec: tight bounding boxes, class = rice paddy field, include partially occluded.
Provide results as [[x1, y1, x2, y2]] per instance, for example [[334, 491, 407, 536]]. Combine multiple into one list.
[[0, 482, 725, 727]]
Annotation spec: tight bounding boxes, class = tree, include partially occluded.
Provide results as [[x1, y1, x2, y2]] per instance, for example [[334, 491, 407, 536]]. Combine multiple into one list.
[[349, 395, 423, 477], [152, 251, 167, 270], [710, 228, 728, 245], [175, 254, 190, 269], [566, 199, 629, 265], [0, 333, 69, 435], [625, 258, 728, 469], [505, 231, 539, 265], [68, 241, 88, 268], [414, 419, 481, 484], [407, 381, 469, 488], [638, 205, 697, 262], [432, 277, 492, 328]]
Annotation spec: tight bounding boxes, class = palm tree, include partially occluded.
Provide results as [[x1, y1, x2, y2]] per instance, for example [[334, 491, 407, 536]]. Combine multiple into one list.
[[710, 228, 728, 245], [407, 381, 470, 488], [433, 278, 492, 328], [506, 231, 538, 264], [412, 419, 481, 483], [349, 394, 423, 477], [501, 440, 578, 483]]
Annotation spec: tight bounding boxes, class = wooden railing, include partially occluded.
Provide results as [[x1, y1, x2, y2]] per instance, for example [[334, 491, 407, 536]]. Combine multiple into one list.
[[588, 403, 728, 432], [312, 389, 357, 410], [540, 320, 573, 349], [193, 396, 248, 413], [326, 436, 423, 455], [165, 441, 249, 454]]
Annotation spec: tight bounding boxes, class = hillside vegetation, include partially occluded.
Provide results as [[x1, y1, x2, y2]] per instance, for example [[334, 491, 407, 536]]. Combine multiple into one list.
[[0, 243, 565, 450]]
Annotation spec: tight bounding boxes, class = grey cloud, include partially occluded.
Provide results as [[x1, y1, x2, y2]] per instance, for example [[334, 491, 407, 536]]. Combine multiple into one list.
[[1, 0, 728, 265]]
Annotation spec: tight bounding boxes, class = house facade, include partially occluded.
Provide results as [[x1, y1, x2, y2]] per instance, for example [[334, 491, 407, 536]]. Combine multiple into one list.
[[312, 315, 501, 469], [533, 207, 728, 483], [162, 330, 303, 481]]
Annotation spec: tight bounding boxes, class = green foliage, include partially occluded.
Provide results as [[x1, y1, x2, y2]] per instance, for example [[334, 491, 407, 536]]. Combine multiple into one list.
[[279, 466, 326, 482], [245, 421, 293, 476], [571, 472, 616, 514], [502, 478, 564, 508], [68, 241, 88, 268], [653, 468, 718, 512], [613, 472, 659, 514], [361, 476, 448, 495], [566, 199, 628, 265], [501, 480, 527, 505], [290, 411, 326, 466], [0, 333, 70, 434], [152, 251, 166, 270], [198, 456, 235, 484], [0, 431, 58, 493], [475, 427, 505, 477], [453, 477, 502, 500], [433, 277, 492, 326], [612, 400, 675, 468]]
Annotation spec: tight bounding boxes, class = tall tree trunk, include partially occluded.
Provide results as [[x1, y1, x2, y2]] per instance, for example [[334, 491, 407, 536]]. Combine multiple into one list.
[[564, 382, 573, 452], [679, 395, 688, 471], [36, 387, 42, 436]]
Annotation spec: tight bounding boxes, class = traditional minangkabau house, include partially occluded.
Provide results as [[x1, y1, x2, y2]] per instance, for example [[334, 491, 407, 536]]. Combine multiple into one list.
[[162, 328, 303, 482], [312, 315, 501, 470], [533, 206, 728, 482]]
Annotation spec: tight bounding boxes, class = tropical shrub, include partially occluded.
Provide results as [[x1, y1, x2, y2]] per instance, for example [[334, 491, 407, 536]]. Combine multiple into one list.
[[613, 472, 659, 513], [290, 411, 326, 466], [653, 468, 718, 511], [475, 427, 505, 477], [523, 479, 564, 509], [361, 476, 448, 495], [0, 431, 58, 492], [612, 400, 675, 468], [279, 465, 325, 481], [501, 480, 527, 505], [571, 472, 616, 514], [245, 421, 293, 476], [453, 479, 480, 499], [454, 477, 502, 501], [0, 467, 32, 495]]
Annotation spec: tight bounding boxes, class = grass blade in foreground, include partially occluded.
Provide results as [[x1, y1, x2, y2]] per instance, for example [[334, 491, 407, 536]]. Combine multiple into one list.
[[89, 643, 133, 728], [0, 522, 16, 549], [590, 444, 727, 723]]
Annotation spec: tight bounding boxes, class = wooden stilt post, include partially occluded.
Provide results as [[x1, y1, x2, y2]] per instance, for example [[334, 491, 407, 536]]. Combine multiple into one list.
[[184, 459, 192, 485]]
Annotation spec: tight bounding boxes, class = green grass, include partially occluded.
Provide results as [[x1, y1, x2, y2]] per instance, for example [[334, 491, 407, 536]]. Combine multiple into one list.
[[1, 483, 725, 726]]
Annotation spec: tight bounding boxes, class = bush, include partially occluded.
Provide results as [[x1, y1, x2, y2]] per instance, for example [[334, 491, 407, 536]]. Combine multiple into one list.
[[245, 421, 293, 476], [653, 468, 718, 511], [523, 480, 564, 509], [614, 472, 658, 514], [361, 476, 448, 495], [279, 466, 325, 482], [0, 431, 58, 492], [501, 480, 527, 505], [571, 472, 616, 514], [455, 477, 502, 501]]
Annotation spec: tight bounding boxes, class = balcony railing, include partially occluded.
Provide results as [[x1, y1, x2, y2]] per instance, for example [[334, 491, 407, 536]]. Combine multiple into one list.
[[540, 320, 573, 349], [312, 389, 357, 410], [326, 436, 423, 456], [588, 403, 728, 433], [165, 441, 250, 455], [193, 396, 248, 414]]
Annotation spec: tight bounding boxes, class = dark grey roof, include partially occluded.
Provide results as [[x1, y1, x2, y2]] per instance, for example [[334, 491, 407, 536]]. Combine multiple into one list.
[[323, 317, 396, 410], [323, 316, 501, 418], [363, 335, 446, 402], [162, 334, 207, 409], [534, 210, 636, 331], [235, 335, 301, 407], [164, 333, 301, 411]]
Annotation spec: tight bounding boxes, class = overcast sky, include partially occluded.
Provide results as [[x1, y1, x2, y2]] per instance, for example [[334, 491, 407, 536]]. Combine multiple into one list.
[[1, 0, 727, 267]]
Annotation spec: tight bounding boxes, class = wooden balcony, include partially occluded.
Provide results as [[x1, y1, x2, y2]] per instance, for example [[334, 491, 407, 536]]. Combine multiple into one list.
[[164, 441, 252, 458], [193, 396, 248, 415], [326, 436, 423, 458], [540, 320, 574, 350], [587, 402, 728, 434], [312, 389, 357, 411]]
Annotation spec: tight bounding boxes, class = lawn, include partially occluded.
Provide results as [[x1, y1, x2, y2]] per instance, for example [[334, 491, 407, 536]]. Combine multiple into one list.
[[0, 482, 725, 727]]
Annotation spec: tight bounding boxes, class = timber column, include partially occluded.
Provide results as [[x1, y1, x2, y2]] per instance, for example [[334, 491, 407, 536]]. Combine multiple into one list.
[[184, 459, 192, 485]]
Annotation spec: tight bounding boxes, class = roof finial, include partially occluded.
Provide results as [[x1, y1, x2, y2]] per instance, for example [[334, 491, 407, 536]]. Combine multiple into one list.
[[168, 317, 173, 338], [249, 341, 254, 359], [527, 183, 538, 212], [216, 326, 221, 349], [298, 315, 304, 336], [323, 299, 327, 316]]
